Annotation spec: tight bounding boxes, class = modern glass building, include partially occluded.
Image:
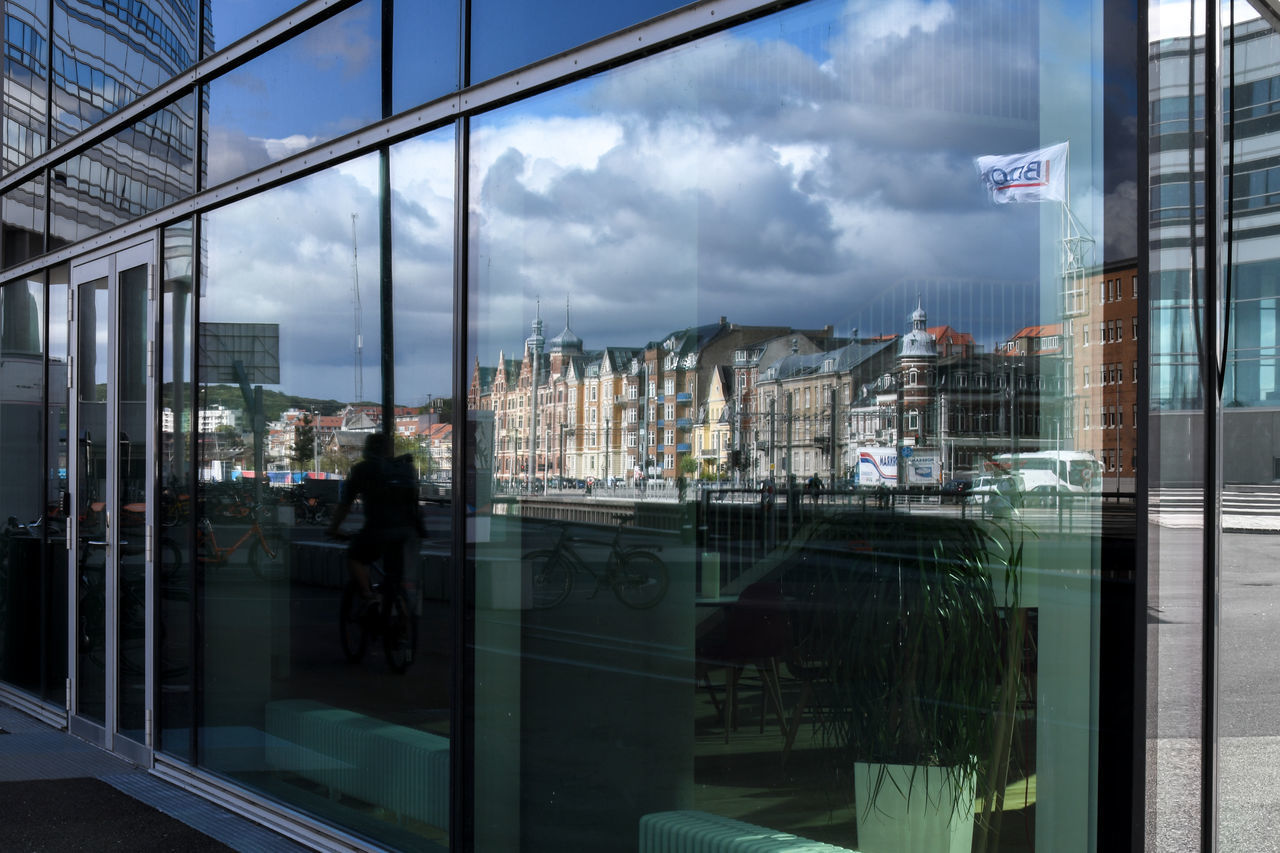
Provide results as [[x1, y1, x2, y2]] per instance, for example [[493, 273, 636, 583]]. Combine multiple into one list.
[[0, 0, 1274, 850]]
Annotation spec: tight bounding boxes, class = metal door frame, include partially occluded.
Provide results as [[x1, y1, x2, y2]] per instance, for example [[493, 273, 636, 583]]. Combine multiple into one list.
[[66, 236, 157, 766]]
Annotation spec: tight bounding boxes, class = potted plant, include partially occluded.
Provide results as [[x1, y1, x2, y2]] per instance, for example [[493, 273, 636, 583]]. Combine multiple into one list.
[[798, 514, 1021, 853]]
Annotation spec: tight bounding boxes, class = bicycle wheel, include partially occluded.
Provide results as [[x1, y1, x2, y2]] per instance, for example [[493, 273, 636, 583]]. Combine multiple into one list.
[[338, 584, 368, 663], [612, 550, 669, 609], [382, 588, 417, 674], [249, 526, 287, 581], [159, 536, 183, 581], [525, 549, 572, 609]]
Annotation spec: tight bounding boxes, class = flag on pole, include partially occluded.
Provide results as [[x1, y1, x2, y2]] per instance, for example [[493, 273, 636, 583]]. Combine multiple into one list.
[[975, 142, 1068, 204]]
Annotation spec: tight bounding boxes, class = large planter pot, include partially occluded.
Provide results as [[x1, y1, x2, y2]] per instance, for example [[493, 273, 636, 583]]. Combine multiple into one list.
[[853, 761, 975, 853]]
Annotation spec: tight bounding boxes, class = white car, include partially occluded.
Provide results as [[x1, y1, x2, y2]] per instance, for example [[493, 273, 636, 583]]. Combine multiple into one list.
[[967, 475, 1017, 506]]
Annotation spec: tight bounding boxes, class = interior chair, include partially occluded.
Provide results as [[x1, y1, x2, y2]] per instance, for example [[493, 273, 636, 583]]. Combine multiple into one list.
[[696, 580, 793, 745]]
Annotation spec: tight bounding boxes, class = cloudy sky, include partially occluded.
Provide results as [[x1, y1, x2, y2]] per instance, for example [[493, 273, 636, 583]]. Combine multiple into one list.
[[199, 0, 1133, 406]]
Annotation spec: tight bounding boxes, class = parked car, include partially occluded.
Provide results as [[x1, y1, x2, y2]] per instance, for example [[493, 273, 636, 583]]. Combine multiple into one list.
[[967, 475, 1014, 505], [940, 478, 972, 503], [1024, 484, 1061, 507]]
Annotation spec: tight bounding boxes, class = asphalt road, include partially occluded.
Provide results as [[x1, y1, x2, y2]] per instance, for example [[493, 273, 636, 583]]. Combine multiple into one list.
[[1149, 525, 1280, 852], [1149, 526, 1280, 739]]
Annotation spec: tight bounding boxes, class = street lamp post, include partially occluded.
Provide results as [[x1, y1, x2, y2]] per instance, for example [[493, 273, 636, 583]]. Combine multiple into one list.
[[559, 422, 567, 488], [527, 306, 544, 495], [785, 392, 793, 486], [1008, 360, 1018, 458], [312, 410, 319, 476]]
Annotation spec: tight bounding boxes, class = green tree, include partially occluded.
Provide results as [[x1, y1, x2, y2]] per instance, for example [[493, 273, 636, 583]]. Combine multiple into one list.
[[394, 433, 432, 479], [292, 415, 316, 470], [678, 455, 699, 478], [320, 445, 358, 477]]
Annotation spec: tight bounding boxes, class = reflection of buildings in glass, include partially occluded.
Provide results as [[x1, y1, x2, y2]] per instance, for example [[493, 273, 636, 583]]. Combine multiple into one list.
[[2, 1, 49, 264], [2, 1, 48, 171], [1, 0, 200, 258], [0, 283, 46, 514], [1065, 261, 1139, 488], [846, 304, 1064, 481], [470, 299, 1100, 488], [755, 335, 898, 483], [1152, 18, 1280, 484], [469, 309, 849, 485]]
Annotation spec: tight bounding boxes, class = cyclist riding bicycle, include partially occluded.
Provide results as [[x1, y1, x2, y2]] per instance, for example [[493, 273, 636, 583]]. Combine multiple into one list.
[[327, 433, 426, 615]]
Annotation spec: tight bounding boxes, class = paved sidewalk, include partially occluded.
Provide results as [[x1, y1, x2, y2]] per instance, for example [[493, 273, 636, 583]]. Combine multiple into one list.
[[0, 701, 311, 852]]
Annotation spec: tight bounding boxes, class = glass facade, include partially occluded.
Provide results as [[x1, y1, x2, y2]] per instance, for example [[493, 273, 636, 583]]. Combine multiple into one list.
[[3, 2, 49, 170], [0, 272, 62, 701], [1146, 5, 1280, 850], [50, 0, 197, 142], [204, 1, 380, 187], [465, 2, 1115, 849], [0, 0, 1274, 850]]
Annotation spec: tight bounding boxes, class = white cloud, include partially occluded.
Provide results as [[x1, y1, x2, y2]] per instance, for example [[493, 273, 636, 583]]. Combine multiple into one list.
[[842, 0, 955, 43], [198, 0, 1115, 403], [261, 134, 318, 160], [297, 2, 378, 75]]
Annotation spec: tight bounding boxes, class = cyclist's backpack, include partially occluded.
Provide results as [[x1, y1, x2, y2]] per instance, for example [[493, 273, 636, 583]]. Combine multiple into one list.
[[373, 453, 419, 528]]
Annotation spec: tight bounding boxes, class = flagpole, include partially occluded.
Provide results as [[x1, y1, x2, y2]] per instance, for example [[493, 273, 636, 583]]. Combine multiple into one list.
[[1062, 143, 1070, 460]]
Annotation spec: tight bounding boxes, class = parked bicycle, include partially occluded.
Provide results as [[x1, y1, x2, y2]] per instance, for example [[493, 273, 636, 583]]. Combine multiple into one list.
[[524, 514, 669, 610], [194, 506, 285, 581], [331, 532, 417, 673], [289, 485, 331, 526]]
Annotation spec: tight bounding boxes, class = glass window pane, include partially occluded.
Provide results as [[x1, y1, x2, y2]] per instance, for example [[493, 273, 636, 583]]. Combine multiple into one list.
[[158, 219, 195, 761], [391, 0, 460, 114], [203, 0, 303, 57], [48, 94, 197, 249], [51, 0, 197, 143], [192, 150, 452, 848], [0, 275, 55, 698], [205, 0, 379, 187], [469, 0, 689, 82], [1220, 9, 1280, 849], [44, 264, 69, 706], [467, 0, 1113, 849], [1147, 1, 1207, 846], [4, 1, 50, 171], [3, 174, 45, 269]]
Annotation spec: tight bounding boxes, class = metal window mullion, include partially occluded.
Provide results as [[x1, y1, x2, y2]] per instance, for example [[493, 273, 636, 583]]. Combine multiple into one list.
[[449, 0, 472, 811], [104, 252, 119, 750], [194, 80, 205, 194], [379, 146, 393, 434], [38, 269, 52, 704], [189, 211, 202, 767], [1201, 4, 1223, 852], [0, 0, 800, 285], [0, 0, 363, 198], [145, 241, 159, 752], [449, 9, 471, 847]]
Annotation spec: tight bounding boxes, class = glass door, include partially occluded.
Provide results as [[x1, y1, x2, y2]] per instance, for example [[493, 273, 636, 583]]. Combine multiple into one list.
[[68, 239, 155, 765]]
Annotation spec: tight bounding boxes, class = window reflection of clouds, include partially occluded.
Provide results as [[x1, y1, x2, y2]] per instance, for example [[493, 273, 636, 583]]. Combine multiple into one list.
[[469, 0, 689, 82], [203, 153, 380, 399], [205, 1, 379, 186], [203, 0, 306, 55], [392, 132, 457, 405], [390, 0, 460, 113], [472, 0, 1060, 352]]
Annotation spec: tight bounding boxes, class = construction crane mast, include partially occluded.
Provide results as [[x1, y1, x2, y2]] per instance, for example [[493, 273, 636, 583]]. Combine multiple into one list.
[[351, 212, 363, 401]]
